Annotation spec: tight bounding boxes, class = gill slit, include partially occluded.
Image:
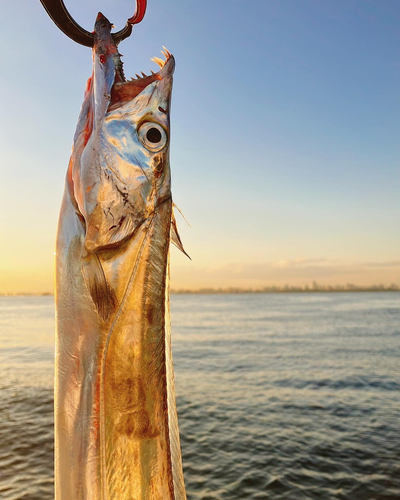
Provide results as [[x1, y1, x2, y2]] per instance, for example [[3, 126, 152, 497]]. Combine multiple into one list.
[[99, 211, 157, 500]]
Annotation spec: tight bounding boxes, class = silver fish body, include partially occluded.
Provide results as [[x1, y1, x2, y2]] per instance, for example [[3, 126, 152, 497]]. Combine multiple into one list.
[[55, 14, 186, 500]]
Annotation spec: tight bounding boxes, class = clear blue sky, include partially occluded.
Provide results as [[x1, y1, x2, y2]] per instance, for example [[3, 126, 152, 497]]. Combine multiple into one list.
[[1, 0, 399, 292]]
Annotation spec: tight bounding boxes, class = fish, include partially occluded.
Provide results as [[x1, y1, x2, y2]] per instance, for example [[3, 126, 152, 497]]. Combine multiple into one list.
[[50, 8, 187, 500]]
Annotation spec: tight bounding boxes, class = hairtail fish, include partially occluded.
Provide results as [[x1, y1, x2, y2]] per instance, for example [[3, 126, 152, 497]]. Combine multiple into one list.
[[39, 1, 187, 498]]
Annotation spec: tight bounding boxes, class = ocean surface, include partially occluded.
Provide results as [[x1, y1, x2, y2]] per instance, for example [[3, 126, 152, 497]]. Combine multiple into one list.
[[0, 292, 399, 499]]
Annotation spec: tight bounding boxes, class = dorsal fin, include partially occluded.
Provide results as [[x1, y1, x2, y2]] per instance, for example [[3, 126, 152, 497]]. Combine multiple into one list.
[[171, 210, 191, 260], [172, 202, 191, 227]]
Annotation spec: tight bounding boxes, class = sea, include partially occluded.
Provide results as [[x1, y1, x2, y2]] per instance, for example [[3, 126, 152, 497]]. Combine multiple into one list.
[[0, 292, 399, 500]]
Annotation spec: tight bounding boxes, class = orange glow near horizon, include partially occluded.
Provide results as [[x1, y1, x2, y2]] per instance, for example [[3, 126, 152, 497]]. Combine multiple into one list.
[[1, 256, 399, 295]]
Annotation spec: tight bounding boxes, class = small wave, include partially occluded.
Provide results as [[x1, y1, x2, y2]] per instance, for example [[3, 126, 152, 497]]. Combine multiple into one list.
[[274, 376, 400, 392]]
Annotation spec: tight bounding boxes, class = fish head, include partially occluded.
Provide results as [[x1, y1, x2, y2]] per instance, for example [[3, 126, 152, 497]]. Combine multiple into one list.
[[70, 14, 175, 254]]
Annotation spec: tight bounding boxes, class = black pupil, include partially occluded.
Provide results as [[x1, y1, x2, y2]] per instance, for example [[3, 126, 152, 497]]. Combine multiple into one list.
[[146, 127, 162, 144]]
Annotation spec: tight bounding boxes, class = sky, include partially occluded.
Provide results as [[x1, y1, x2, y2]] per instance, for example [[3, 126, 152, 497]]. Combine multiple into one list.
[[0, 0, 399, 293]]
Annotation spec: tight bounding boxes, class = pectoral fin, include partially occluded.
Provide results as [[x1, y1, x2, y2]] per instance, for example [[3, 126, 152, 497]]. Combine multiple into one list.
[[81, 252, 118, 320]]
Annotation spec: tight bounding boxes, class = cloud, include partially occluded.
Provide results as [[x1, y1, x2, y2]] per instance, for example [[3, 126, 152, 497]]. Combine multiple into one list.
[[274, 258, 328, 268], [171, 258, 400, 289], [362, 260, 400, 269]]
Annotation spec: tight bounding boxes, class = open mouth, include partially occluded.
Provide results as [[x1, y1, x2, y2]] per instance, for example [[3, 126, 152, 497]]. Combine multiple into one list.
[[37, 0, 172, 112], [109, 47, 174, 112]]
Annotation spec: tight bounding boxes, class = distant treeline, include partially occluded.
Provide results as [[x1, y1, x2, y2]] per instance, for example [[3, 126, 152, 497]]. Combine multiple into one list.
[[1, 283, 400, 296], [170, 283, 400, 294]]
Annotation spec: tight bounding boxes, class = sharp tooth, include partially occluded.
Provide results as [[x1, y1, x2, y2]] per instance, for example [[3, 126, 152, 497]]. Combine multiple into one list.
[[141, 71, 147, 77], [151, 70, 156, 75], [135, 73, 141, 79], [151, 57, 165, 68], [162, 46, 171, 57], [161, 50, 168, 59]]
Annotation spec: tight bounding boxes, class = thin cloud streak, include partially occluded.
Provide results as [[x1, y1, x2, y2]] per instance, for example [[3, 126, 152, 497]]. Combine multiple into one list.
[[171, 259, 400, 290]]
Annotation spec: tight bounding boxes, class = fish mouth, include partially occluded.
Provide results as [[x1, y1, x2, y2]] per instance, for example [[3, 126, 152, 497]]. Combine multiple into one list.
[[109, 48, 175, 112]]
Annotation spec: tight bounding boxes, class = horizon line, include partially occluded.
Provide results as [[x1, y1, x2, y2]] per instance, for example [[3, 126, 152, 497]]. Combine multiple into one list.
[[1, 282, 400, 297]]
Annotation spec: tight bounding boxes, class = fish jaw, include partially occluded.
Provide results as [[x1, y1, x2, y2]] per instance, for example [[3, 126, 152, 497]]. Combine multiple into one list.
[[92, 13, 119, 125]]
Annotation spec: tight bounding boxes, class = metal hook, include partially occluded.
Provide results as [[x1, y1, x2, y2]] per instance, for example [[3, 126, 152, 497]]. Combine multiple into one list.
[[39, 0, 147, 47]]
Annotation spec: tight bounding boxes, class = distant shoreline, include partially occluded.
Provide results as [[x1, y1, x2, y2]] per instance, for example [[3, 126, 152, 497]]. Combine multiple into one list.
[[1, 285, 399, 297], [172, 285, 400, 294]]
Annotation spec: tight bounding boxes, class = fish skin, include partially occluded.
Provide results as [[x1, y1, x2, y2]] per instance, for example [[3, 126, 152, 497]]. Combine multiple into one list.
[[54, 13, 186, 500]]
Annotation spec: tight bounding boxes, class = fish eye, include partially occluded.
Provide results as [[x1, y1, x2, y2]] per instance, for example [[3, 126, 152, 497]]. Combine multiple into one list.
[[138, 122, 168, 152]]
